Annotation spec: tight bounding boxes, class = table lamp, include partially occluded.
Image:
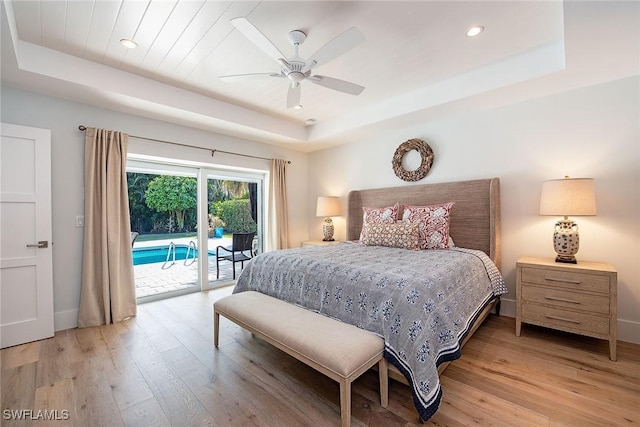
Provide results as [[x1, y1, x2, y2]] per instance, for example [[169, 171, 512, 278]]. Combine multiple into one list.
[[539, 176, 596, 263], [316, 196, 340, 241]]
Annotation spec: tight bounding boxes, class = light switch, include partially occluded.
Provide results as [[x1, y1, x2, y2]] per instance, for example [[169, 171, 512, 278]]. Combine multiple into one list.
[[75, 215, 84, 227]]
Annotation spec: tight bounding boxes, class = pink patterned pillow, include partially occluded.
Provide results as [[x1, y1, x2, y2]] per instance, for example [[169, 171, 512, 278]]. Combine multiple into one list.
[[401, 202, 455, 249], [360, 222, 420, 250], [359, 203, 399, 240], [363, 203, 399, 223]]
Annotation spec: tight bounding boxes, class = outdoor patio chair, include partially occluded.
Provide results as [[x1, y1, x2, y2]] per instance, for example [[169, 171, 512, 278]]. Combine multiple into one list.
[[215, 232, 256, 280]]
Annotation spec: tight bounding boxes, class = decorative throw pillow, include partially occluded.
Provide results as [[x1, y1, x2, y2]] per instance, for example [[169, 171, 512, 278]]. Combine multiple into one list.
[[363, 203, 399, 224], [359, 203, 399, 240], [401, 202, 455, 249], [360, 222, 420, 250]]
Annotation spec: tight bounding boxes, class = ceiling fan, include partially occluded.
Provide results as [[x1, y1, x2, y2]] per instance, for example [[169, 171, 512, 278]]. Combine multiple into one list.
[[220, 17, 366, 108]]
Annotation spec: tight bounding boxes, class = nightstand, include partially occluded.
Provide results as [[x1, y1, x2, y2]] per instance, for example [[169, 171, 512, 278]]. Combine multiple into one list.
[[301, 240, 341, 248], [516, 256, 617, 361]]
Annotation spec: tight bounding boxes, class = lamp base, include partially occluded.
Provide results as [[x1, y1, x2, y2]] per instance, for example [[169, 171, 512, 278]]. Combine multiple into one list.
[[322, 217, 335, 242], [555, 254, 577, 264], [553, 219, 580, 264]]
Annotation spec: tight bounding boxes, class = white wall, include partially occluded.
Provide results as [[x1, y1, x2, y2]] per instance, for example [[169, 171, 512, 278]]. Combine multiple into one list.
[[2, 77, 638, 343], [0, 87, 309, 331], [308, 76, 640, 344]]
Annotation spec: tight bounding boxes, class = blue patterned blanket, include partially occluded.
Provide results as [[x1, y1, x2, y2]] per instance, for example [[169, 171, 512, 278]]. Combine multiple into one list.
[[233, 242, 507, 421]]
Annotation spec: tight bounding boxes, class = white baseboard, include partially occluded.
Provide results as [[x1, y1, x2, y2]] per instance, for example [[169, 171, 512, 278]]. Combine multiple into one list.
[[499, 297, 516, 318], [618, 319, 640, 344], [497, 297, 640, 344], [54, 309, 78, 332]]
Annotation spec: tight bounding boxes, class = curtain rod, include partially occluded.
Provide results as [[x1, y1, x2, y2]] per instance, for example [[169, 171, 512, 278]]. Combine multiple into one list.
[[77, 125, 291, 164]]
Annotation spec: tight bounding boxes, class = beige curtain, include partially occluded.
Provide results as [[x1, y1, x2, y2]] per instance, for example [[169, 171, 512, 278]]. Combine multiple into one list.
[[78, 128, 136, 327], [267, 159, 289, 251]]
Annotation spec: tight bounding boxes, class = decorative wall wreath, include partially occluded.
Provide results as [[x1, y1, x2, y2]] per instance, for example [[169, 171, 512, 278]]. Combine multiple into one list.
[[392, 138, 435, 182]]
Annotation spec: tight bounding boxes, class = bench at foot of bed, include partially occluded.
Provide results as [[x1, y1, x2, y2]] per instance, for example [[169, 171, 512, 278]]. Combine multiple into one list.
[[214, 291, 388, 427]]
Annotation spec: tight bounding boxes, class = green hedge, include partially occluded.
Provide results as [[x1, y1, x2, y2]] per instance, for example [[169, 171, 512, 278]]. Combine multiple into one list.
[[212, 199, 257, 233]]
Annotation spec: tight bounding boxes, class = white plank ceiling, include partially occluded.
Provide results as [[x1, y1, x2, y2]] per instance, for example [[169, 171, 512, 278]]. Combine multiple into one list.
[[2, 1, 638, 150]]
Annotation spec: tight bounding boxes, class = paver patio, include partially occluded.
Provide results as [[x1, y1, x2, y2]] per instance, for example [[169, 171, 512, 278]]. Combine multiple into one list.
[[133, 236, 251, 299]]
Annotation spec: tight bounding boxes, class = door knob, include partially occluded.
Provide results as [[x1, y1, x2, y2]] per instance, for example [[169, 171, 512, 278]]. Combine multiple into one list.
[[26, 241, 48, 248]]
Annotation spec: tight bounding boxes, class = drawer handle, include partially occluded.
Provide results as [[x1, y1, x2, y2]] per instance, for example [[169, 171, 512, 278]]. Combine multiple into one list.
[[545, 315, 581, 324], [545, 295, 581, 304], [545, 276, 581, 284]]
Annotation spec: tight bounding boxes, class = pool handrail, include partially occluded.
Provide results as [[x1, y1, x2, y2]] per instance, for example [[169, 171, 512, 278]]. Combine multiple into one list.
[[163, 242, 176, 269], [185, 240, 197, 266]]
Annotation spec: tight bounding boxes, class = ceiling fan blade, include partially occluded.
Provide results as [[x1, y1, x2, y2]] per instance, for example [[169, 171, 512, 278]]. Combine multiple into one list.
[[302, 27, 364, 73], [308, 75, 365, 95], [286, 83, 301, 108], [231, 17, 287, 63], [278, 58, 294, 73], [219, 73, 283, 82]]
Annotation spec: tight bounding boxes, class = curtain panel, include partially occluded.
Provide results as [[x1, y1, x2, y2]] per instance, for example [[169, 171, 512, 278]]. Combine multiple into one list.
[[267, 159, 290, 251], [78, 128, 136, 327]]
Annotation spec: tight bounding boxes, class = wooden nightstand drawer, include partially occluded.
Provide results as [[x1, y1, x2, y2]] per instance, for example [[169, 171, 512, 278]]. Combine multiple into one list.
[[516, 257, 617, 360], [521, 286, 610, 315], [522, 304, 610, 336], [521, 267, 610, 294]]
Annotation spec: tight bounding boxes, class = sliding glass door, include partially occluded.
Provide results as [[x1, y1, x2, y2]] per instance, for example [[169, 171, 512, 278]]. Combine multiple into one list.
[[128, 159, 264, 302], [204, 171, 263, 287]]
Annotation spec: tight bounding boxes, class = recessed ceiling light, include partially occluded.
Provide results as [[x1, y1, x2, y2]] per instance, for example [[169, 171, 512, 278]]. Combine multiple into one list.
[[305, 118, 317, 126], [466, 26, 484, 37], [120, 38, 138, 49], [293, 104, 303, 110]]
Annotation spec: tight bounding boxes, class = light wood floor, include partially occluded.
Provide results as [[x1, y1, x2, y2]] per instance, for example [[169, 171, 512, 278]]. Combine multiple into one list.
[[2, 286, 639, 426]]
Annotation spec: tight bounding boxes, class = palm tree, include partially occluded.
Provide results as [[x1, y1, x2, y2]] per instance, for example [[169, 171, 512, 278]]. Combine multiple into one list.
[[221, 180, 248, 199], [208, 179, 248, 201]]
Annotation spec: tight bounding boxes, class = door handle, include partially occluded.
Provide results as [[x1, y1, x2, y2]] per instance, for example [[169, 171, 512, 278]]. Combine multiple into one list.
[[26, 240, 48, 248]]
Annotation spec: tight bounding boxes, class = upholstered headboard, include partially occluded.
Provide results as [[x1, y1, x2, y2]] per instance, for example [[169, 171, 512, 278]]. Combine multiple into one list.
[[347, 178, 501, 270]]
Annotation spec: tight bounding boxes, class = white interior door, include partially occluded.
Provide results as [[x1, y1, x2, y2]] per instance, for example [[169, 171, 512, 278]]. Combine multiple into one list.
[[0, 123, 54, 348]]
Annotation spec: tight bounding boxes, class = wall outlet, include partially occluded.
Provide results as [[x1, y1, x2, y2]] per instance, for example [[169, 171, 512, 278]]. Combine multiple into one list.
[[75, 215, 84, 227]]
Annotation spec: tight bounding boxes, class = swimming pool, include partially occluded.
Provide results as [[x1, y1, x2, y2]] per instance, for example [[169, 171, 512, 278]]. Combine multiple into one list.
[[132, 244, 213, 265]]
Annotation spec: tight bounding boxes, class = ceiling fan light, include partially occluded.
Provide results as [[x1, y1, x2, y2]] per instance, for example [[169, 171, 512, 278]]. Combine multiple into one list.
[[288, 71, 305, 82], [120, 38, 138, 49], [466, 25, 484, 37]]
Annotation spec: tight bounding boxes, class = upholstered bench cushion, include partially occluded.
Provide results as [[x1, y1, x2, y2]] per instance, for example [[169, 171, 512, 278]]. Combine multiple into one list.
[[214, 291, 384, 378]]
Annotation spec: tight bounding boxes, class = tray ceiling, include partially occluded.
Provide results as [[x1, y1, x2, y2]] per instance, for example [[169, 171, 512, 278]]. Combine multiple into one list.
[[1, 1, 638, 151]]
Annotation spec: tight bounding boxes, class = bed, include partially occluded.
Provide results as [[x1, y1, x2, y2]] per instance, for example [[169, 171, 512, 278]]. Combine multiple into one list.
[[233, 177, 506, 421]]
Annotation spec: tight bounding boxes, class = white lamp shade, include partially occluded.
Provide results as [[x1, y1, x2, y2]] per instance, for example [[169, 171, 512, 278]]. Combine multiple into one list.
[[316, 196, 341, 217], [539, 178, 597, 216]]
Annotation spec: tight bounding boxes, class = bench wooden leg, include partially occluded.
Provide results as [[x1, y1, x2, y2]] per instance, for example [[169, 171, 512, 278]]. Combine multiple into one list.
[[379, 357, 388, 408], [214, 310, 220, 347], [340, 379, 351, 427]]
